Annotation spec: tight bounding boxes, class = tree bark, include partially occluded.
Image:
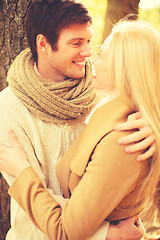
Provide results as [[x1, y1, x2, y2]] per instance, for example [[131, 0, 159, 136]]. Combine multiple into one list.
[[102, 0, 140, 40], [0, 174, 10, 240], [0, 0, 31, 92], [0, 0, 31, 238]]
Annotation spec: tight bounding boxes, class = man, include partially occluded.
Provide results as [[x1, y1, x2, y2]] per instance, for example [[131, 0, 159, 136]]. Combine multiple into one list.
[[0, 0, 153, 239]]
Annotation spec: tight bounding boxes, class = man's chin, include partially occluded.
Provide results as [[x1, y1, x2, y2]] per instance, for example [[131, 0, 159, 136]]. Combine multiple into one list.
[[67, 74, 85, 79], [74, 70, 85, 79], [66, 68, 85, 79]]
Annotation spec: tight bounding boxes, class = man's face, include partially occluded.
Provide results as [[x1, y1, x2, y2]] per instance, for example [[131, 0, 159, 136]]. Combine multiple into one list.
[[47, 23, 93, 82]]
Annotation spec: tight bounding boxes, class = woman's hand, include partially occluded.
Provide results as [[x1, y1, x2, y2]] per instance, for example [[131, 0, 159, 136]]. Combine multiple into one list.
[[0, 130, 30, 177], [107, 215, 145, 240], [114, 112, 156, 161]]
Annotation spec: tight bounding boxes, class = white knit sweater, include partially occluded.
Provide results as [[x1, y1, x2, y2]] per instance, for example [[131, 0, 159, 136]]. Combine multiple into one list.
[[0, 87, 108, 239]]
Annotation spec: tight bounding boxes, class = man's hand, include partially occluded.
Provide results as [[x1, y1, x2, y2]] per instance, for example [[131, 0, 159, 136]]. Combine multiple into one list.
[[114, 112, 156, 161], [107, 215, 144, 240]]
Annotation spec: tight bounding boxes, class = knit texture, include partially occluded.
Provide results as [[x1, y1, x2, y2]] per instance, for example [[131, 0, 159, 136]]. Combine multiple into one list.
[[7, 48, 97, 123], [0, 48, 107, 239], [0, 87, 85, 240], [0, 87, 108, 240]]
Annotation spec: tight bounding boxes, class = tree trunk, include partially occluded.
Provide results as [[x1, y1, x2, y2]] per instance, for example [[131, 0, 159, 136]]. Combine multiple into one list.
[[0, 0, 31, 238], [0, 174, 10, 240], [102, 0, 140, 40], [0, 0, 31, 92]]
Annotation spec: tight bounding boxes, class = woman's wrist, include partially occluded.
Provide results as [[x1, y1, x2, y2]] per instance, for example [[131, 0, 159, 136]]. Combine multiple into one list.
[[15, 161, 30, 177]]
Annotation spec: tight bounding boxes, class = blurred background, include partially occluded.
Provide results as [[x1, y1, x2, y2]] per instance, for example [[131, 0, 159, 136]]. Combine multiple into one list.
[[0, 0, 160, 239], [83, 0, 160, 57]]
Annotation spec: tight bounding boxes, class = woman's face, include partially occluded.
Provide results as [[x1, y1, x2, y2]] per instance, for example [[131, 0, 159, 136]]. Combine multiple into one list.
[[94, 37, 114, 92]]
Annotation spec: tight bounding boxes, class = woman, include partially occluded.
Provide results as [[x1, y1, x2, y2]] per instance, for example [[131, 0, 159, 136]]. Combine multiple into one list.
[[0, 20, 159, 239]]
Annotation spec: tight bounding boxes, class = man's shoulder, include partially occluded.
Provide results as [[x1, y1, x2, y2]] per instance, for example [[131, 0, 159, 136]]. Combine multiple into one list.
[[0, 86, 22, 108], [0, 86, 28, 120]]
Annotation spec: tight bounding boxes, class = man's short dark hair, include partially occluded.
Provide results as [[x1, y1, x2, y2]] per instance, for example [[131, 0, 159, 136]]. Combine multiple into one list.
[[25, 0, 92, 61]]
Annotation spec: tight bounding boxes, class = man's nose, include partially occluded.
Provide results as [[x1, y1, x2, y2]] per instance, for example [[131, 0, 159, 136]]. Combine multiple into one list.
[[80, 44, 92, 57]]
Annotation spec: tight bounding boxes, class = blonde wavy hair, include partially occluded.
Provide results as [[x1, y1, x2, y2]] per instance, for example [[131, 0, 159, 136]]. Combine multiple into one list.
[[105, 20, 160, 221]]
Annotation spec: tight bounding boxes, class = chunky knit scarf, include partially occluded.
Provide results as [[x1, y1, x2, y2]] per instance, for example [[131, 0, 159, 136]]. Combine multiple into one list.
[[7, 48, 97, 123]]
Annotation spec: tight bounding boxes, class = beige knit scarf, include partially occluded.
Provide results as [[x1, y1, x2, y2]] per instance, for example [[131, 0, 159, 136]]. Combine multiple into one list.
[[7, 48, 97, 123]]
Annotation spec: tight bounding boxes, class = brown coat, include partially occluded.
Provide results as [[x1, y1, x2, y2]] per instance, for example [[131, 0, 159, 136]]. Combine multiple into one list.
[[9, 97, 150, 240]]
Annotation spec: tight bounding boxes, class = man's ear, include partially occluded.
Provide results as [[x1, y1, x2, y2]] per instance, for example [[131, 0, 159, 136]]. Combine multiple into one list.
[[36, 34, 50, 52]]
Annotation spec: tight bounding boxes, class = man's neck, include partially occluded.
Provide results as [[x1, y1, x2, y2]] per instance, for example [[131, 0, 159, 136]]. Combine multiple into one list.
[[36, 62, 65, 83], [34, 62, 41, 77]]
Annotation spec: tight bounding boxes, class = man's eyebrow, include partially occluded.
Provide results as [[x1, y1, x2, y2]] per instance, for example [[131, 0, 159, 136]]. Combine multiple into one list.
[[67, 38, 84, 43], [67, 35, 93, 44]]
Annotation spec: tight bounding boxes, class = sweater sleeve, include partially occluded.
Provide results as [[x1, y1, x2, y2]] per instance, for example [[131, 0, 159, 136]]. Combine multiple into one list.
[[0, 87, 67, 239], [9, 130, 144, 240], [0, 88, 46, 186], [1, 88, 109, 240]]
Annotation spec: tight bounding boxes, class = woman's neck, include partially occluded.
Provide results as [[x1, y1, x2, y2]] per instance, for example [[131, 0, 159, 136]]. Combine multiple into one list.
[[107, 88, 119, 100]]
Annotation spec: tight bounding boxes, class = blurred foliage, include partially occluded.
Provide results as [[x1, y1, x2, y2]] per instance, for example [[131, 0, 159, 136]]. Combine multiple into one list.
[[139, 7, 160, 32], [83, 1, 160, 58], [83, 0, 107, 57]]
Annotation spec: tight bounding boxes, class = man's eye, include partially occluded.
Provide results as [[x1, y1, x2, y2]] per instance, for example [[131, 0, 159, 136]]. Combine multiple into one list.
[[72, 42, 81, 47]]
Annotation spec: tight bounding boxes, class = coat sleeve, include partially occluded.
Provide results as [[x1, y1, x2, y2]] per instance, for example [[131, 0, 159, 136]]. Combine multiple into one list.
[[9, 130, 142, 240]]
